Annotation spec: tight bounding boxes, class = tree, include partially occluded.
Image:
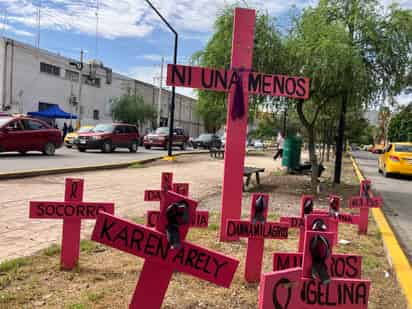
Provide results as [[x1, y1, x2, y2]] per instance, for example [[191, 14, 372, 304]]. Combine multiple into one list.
[[111, 95, 156, 131], [191, 6, 284, 132], [388, 103, 412, 142]]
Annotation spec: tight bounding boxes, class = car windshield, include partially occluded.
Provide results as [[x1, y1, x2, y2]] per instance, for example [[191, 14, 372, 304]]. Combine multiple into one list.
[[93, 124, 113, 133], [155, 127, 169, 134], [0, 117, 12, 127], [395, 144, 412, 153], [78, 126, 94, 133]]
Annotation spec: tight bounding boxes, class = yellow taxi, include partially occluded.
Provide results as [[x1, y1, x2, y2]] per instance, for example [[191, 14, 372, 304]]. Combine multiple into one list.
[[64, 125, 94, 148], [378, 142, 412, 177]]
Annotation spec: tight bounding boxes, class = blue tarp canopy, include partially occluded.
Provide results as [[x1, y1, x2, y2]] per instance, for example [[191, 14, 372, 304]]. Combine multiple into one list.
[[28, 105, 77, 119]]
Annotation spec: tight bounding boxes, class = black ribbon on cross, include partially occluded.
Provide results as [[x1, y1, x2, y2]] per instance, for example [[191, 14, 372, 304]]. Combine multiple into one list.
[[231, 68, 250, 120], [329, 196, 339, 218], [312, 219, 328, 231], [310, 234, 331, 285], [361, 182, 371, 199], [253, 195, 267, 224], [303, 198, 314, 215], [165, 200, 190, 249]]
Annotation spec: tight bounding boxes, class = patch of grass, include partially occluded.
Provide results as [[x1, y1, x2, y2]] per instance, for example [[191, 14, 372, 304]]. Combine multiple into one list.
[[43, 244, 61, 256], [207, 223, 219, 231], [67, 303, 89, 309], [129, 162, 145, 169], [132, 216, 146, 225], [80, 240, 99, 252], [86, 291, 104, 303], [0, 257, 30, 273], [0, 291, 15, 303]]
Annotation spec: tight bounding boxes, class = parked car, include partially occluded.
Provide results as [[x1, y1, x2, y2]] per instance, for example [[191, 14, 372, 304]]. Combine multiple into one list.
[[252, 139, 264, 149], [64, 125, 94, 148], [75, 123, 139, 153], [143, 127, 189, 150], [0, 114, 62, 155], [378, 142, 412, 177], [192, 133, 222, 149]]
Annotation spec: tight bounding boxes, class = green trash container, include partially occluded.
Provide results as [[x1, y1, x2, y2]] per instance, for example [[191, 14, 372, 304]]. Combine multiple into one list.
[[282, 136, 302, 170]]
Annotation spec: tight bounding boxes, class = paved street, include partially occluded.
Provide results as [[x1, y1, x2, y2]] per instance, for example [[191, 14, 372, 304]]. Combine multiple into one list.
[[0, 146, 197, 174], [352, 150, 412, 261]]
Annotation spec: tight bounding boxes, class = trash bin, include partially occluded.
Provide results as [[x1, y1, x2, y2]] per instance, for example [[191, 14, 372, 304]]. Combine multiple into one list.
[[282, 136, 302, 170]]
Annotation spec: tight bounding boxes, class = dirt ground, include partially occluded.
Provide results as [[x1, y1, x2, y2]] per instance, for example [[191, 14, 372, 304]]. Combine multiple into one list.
[[0, 153, 408, 308]]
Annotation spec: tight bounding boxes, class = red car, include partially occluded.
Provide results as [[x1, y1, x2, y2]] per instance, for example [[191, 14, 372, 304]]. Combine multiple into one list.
[[143, 127, 189, 150], [75, 123, 139, 153], [0, 115, 62, 155]]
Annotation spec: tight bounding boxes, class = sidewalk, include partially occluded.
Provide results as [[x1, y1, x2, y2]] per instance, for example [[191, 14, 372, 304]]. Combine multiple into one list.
[[1, 153, 285, 262]]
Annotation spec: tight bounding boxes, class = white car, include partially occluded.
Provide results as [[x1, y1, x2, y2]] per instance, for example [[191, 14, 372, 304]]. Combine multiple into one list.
[[253, 139, 264, 149]]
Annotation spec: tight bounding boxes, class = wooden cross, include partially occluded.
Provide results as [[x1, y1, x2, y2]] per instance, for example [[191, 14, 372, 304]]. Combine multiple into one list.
[[29, 178, 114, 269], [348, 179, 382, 234], [166, 7, 311, 241], [144, 172, 209, 228], [259, 221, 371, 309], [273, 214, 363, 279], [91, 190, 239, 309], [226, 193, 288, 282]]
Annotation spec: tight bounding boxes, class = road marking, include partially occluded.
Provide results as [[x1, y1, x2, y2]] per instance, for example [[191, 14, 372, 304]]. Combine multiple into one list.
[[350, 155, 412, 308]]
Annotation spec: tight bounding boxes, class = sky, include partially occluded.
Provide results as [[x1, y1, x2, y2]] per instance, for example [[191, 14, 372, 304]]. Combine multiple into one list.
[[0, 0, 411, 103]]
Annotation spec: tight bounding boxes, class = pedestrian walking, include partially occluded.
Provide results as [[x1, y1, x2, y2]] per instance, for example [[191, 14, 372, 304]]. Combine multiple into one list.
[[62, 122, 68, 140], [273, 132, 285, 160]]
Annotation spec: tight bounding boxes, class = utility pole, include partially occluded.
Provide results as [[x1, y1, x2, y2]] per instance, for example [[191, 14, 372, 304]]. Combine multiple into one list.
[[157, 57, 164, 128], [69, 49, 84, 129]]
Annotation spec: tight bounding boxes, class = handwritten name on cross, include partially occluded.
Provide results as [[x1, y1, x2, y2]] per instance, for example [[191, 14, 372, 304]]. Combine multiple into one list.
[[29, 178, 114, 269], [166, 7, 311, 241], [226, 194, 289, 282], [92, 191, 239, 309], [349, 179, 382, 234], [144, 172, 209, 228], [259, 226, 371, 309], [273, 214, 363, 279]]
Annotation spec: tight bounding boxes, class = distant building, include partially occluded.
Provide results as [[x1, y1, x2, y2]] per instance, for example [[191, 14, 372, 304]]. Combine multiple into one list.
[[0, 37, 203, 137]]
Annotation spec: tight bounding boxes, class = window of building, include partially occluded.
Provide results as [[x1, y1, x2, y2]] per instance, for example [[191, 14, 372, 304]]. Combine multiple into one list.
[[65, 69, 79, 82], [93, 109, 100, 120], [40, 62, 60, 76], [83, 75, 101, 88]]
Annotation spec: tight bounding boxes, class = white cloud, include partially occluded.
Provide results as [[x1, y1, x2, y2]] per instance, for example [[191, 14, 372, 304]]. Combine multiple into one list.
[[0, 22, 34, 37]]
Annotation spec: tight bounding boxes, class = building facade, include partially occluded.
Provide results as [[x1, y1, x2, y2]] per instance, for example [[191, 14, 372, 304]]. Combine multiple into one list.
[[0, 37, 203, 137]]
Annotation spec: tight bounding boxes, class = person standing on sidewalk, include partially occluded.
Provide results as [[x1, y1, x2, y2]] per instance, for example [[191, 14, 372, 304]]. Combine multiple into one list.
[[273, 132, 285, 160]]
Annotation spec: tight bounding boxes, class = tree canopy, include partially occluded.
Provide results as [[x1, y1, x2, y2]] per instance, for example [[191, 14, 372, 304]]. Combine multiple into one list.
[[388, 103, 412, 142]]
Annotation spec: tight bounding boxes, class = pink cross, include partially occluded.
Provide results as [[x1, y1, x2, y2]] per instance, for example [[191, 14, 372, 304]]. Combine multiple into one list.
[[259, 217, 371, 309], [348, 179, 382, 234], [91, 190, 239, 309], [226, 193, 288, 282], [29, 178, 114, 269], [144, 172, 209, 228], [166, 7, 310, 241]]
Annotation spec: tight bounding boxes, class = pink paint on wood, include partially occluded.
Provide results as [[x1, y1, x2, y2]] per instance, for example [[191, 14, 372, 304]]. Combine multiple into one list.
[[28, 178, 115, 270], [259, 268, 371, 309], [91, 211, 239, 287], [349, 196, 383, 209], [172, 183, 189, 196], [144, 190, 161, 201], [166, 64, 310, 100], [219, 8, 256, 242], [227, 194, 288, 283], [273, 252, 362, 279], [146, 210, 209, 228], [280, 216, 305, 252]]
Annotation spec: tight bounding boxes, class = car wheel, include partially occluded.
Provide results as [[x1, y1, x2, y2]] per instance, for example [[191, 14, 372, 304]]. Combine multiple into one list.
[[144, 145, 151, 150], [66, 145, 72, 149], [180, 143, 186, 150], [102, 141, 113, 153], [129, 141, 138, 153], [383, 166, 390, 178], [78, 148, 86, 152], [43, 143, 56, 156]]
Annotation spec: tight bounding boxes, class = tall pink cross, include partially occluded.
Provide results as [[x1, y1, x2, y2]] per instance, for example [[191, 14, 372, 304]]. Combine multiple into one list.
[[29, 178, 114, 269], [166, 7, 310, 241], [91, 190, 239, 309], [226, 193, 288, 282], [144, 172, 209, 228]]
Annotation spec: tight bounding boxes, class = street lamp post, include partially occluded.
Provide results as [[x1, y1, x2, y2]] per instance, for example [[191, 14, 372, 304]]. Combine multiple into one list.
[[144, 0, 178, 158]]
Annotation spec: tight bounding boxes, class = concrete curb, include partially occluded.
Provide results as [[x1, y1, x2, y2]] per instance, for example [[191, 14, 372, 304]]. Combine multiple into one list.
[[0, 151, 208, 180], [350, 155, 412, 308]]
